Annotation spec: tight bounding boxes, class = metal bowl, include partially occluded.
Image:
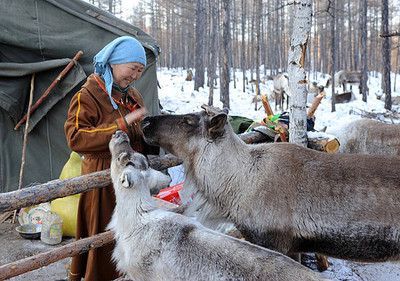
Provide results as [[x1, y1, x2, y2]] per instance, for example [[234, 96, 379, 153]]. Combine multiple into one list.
[[15, 224, 42, 239]]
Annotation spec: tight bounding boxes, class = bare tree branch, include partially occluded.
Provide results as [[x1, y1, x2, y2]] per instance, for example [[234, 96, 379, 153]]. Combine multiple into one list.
[[380, 31, 400, 38]]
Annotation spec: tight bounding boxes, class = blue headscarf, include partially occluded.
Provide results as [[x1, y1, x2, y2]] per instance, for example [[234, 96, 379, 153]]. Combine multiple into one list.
[[93, 36, 146, 109]]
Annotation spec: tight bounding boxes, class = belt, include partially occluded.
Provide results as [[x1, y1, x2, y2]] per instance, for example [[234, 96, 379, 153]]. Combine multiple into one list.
[[83, 151, 111, 159]]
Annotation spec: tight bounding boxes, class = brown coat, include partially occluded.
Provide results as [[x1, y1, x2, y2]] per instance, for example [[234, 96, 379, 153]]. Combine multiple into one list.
[[65, 74, 152, 281]]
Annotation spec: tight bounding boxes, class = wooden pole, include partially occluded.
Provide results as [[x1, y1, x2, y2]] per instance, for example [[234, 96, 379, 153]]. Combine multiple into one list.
[[307, 92, 325, 118], [260, 95, 274, 116], [0, 231, 114, 280], [12, 74, 35, 223], [14, 51, 83, 131], [276, 125, 288, 142]]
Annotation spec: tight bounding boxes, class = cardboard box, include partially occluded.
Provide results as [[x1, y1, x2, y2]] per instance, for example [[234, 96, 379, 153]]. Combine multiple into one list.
[[156, 182, 183, 205]]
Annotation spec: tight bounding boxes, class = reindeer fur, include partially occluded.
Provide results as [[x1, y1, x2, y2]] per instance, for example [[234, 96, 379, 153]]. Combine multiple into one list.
[[142, 105, 400, 263], [107, 130, 327, 281], [327, 118, 400, 156]]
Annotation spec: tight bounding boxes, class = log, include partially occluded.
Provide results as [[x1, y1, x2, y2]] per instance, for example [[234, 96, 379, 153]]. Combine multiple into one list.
[[0, 231, 114, 280], [0, 154, 182, 213], [148, 153, 182, 171], [0, 170, 111, 213], [239, 130, 270, 143], [307, 137, 340, 153]]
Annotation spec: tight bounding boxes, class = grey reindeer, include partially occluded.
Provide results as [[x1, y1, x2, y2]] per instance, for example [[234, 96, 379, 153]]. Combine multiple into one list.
[[107, 130, 328, 281], [141, 104, 400, 263], [326, 118, 400, 156]]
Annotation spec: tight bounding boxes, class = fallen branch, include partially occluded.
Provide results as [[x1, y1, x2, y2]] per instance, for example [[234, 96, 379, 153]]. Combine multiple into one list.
[[0, 231, 114, 280]]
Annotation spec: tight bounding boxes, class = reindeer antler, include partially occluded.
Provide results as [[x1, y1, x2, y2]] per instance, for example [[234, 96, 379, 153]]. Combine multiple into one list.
[[201, 104, 225, 116]]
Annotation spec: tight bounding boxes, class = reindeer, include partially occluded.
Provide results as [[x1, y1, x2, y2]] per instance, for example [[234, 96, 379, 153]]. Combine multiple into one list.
[[142, 105, 400, 263], [327, 70, 365, 93], [108, 130, 329, 281], [327, 118, 400, 156], [273, 72, 290, 111], [307, 81, 325, 103]]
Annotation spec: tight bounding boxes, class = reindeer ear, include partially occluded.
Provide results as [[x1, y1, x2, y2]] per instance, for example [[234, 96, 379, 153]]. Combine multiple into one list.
[[120, 170, 134, 188], [207, 113, 227, 139], [117, 152, 129, 165]]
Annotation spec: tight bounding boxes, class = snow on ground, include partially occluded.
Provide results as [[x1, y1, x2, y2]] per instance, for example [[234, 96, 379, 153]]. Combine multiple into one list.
[[157, 67, 400, 281]]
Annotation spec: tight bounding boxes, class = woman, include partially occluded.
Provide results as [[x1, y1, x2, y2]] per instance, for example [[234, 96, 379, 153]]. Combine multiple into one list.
[[64, 36, 158, 281]]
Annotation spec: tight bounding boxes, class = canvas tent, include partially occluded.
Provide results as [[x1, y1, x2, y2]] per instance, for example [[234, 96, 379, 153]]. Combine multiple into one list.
[[0, 0, 161, 192]]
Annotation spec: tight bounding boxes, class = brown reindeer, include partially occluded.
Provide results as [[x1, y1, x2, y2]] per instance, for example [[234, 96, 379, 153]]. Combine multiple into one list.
[[142, 105, 400, 263]]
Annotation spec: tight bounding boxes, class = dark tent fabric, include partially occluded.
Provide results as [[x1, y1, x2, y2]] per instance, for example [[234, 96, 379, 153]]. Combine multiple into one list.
[[0, 0, 161, 192]]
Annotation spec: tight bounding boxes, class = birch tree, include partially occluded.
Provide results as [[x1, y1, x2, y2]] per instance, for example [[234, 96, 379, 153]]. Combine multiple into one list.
[[287, 0, 312, 147]]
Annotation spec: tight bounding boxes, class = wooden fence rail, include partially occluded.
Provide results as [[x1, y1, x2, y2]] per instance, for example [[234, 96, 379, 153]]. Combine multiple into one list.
[[0, 231, 114, 280]]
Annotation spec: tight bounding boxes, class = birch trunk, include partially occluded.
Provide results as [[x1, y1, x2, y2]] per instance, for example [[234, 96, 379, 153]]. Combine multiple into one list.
[[287, 0, 312, 147]]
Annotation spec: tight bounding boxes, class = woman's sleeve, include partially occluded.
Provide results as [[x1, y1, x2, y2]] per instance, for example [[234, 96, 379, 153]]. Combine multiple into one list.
[[64, 90, 118, 154]]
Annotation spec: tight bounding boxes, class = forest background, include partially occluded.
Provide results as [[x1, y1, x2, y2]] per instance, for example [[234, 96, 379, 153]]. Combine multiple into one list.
[[85, 0, 400, 111]]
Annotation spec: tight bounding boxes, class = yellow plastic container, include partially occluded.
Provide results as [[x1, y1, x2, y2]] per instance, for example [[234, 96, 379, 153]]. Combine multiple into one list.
[[50, 151, 82, 237]]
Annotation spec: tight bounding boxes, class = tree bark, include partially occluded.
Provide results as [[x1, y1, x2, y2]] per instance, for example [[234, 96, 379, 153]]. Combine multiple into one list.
[[330, 0, 336, 112], [220, 0, 231, 108], [287, 0, 312, 147], [241, 0, 246, 92], [208, 0, 217, 105], [360, 0, 368, 102], [382, 0, 392, 110], [194, 0, 206, 91], [255, 0, 262, 110]]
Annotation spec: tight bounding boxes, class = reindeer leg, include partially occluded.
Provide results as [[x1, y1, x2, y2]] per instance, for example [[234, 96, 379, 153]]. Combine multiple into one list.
[[286, 94, 289, 110]]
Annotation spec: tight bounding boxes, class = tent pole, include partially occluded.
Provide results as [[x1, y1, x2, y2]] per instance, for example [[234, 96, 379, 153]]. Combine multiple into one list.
[[12, 74, 35, 223], [14, 51, 83, 131]]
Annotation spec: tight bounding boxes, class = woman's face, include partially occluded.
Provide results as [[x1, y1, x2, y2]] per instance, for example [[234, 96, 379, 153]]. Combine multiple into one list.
[[111, 62, 144, 89]]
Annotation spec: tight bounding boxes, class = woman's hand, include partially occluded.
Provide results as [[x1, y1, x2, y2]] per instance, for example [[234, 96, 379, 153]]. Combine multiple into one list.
[[125, 107, 148, 125]]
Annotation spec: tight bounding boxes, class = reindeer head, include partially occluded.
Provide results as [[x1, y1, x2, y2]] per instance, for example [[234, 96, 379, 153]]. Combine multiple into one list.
[[142, 105, 230, 159], [110, 131, 149, 187]]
